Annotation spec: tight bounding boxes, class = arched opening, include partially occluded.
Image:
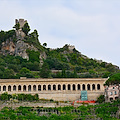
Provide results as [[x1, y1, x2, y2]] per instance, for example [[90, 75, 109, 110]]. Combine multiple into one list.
[[58, 84, 61, 90], [77, 84, 80, 90], [3, 86, 6, 91], [82, 84, 85, 90], [38, 85, 41, 91], [23, 85, 26, 91], [73, 84, 76, 90], [43, 85, 46, 90], [0, 86, 1, 91], [13, 85, 16, 91], [63, 84, 66, 90], [18, 85, 21, 91], [97, 84, 100, 90], [48, 85, 51, 90], [87, 84, 90, 90], [53, 85, 56, 90], [110, 98, 113, 102], [28, 85, 31, 91], [8, 85, 11, 91], [115, 97, 118, 100], [68, 84, 71, 90], [92, 84, 95, 90], [33, 85, 36, 91]]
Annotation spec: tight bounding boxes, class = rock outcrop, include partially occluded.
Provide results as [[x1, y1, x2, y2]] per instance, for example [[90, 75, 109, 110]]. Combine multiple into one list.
[[1, 38, 38, 60], [0, 19, 40, 61]]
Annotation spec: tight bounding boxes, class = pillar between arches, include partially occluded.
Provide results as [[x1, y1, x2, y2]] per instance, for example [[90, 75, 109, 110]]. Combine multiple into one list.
[[6, 85, 8, 91]]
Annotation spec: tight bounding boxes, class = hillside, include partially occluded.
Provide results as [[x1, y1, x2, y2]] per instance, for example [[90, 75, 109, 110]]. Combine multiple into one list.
[[0, 19, 119, 79]]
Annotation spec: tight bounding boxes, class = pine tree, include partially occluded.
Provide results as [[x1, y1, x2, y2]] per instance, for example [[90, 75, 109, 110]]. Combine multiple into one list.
[[40, 62, 51, 78]]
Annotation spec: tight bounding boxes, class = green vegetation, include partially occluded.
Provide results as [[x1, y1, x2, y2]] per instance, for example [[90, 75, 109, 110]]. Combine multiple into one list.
[[45, 44, 119, 78], [0, 30, 16, 46], [22, 22, 30, 35], [96, 95, 105, 103], [26, 49, 40, 63], [24, 29, 44, 51], [0, 92, 39, 101], [0, 25, 119, 78], [13, 23, 20, 30], [105, 73, 120, 85], [0, 54, 40, 78], [40, 62, 51, 78], [0, 100, 119, 120]]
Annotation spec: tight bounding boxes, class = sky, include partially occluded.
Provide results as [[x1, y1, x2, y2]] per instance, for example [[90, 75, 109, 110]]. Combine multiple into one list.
[[0, 0, 120, 67]]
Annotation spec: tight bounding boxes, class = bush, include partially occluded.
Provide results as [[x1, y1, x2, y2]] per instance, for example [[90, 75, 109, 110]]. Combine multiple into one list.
[[96, 95, 105, 103], [50, 99, 54, 102]]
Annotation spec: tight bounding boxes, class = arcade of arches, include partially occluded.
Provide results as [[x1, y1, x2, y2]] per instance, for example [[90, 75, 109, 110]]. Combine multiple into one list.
[[0, 78, 107, 101]]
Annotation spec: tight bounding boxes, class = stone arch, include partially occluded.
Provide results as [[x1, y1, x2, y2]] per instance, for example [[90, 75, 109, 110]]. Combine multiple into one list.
[[58, 84, 61, 90], [8, 85, 11, 91], [82, 84, 85, 90], [92, 84, 95, 90], [53, 84, 56, 90], [63, 84, 66, 90], [28, 85, 31, 91], [23, 85, 26, 91], [110, 98, 113, 102], [115, 97, 118, 100], [73, 84, 76, 90], [38, 85, 41, 91], [3, 85, 6, 91], [87, 84, 90, 90], [97, 84, 100, 90], [48, 84, 51, 90], [43, 85, 46, 90], [68, 84, 71, 90], [33, 85, 36, 91], [77, 84, 80, 90], [18, 85, 21, 91], [13, 85, 16, 91]]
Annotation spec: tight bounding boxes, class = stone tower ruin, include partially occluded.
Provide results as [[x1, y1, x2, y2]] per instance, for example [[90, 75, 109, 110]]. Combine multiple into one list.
[[15, 19, 27, 39], [15, 19, 27, 29]]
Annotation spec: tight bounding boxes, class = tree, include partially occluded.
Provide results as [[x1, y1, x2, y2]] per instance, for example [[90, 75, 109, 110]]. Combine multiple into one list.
[[105, 73, 120, 85], [0, 30, 6, 44], [0, 92, 12, 100], [3, 69, 14, 79], [73, 68, 78, 78], [20, 67, 30, 75], [102, 72, 111, 78], [62, 69, 67, 78], [26, 50, 40, 63], [22, 22, 30, 35], [13, 23, 20, 30], [43, 43, 47, 47], [40, 62, 51, 78], [105, 73, 120, 100], [96, 95, 105, 103], [19, 67, 34, 78]]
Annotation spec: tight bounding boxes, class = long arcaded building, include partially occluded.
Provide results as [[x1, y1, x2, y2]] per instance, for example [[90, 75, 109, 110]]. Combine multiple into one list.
[[0, 78, 107, 101]]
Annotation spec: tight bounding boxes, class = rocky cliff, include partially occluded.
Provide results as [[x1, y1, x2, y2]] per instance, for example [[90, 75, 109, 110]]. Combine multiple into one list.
[[0, 19, 46, 62]]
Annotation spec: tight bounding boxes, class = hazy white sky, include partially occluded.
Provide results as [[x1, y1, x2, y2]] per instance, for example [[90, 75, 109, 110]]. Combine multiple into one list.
[[0, 0, 120, 67]]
